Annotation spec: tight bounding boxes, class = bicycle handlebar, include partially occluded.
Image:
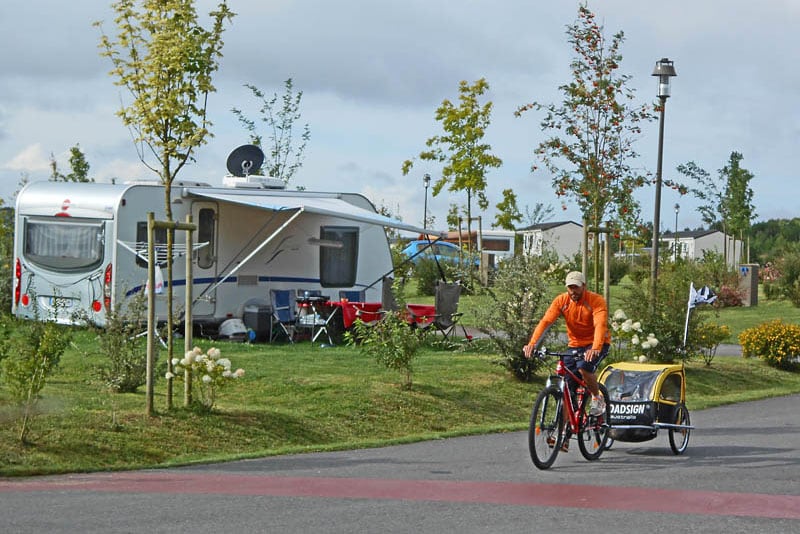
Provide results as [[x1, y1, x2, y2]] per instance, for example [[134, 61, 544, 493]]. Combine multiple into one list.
[[534, 346, 586, 361]]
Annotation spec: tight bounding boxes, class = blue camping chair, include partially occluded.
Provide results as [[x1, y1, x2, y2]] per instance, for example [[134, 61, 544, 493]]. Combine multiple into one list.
[[270, 289, 297, 342]]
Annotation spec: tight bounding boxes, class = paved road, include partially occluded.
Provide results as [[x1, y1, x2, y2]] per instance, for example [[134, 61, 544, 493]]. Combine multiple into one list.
[[1, 395, 798, 533]]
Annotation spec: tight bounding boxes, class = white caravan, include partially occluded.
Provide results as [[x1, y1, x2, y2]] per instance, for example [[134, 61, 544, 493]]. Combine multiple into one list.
[[12, 177, 429, 332]]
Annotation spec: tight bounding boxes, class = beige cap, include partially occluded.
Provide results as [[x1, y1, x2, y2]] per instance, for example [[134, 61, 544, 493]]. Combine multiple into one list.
[[565, 271, 585, 287]]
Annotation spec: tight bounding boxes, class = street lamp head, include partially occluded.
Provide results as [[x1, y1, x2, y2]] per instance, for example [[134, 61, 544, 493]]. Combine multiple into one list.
[[423, 173, 431, 188], [652, 57, 677, 99], [674, 203, 680, 214]]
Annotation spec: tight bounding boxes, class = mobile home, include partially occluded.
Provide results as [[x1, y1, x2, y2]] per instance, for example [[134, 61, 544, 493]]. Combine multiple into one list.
[[13, 177, 430, 331]]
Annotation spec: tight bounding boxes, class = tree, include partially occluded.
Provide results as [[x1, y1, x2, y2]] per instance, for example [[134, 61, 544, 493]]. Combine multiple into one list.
[[515, 4, 654, 279], [231, 79, 311, 184], [493, 188, 522, 230], [96, 0, 235, 401], [677, 151, 756, 264], [522, 202, 555, 227], [402, 78, 503, 251], [50, 144, 93, 182]]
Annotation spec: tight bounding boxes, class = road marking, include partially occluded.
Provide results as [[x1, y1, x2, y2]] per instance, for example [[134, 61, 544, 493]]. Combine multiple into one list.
[[2, 473, 798, 520]]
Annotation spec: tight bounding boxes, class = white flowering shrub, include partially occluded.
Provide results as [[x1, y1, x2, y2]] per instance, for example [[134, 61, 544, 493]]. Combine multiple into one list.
[[167, 347, 244, 411], [610, 309, 659, 363]]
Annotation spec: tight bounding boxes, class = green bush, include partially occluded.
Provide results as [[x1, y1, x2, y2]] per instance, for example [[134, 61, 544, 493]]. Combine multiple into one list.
[[608, 257, 630, 285], [0, 314, 72, 442], [774, 251, 800, 307], [347, 311, 430, 388], [88, 292, 149, 393], [739, 320, 800, 371], [413, 258, 459, 296], [618, 262, 721, 363], [473, 255, 552, 382]]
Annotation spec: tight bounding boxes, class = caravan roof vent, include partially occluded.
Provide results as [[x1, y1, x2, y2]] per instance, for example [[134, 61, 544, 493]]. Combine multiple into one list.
[[222, 175, 286, 189]]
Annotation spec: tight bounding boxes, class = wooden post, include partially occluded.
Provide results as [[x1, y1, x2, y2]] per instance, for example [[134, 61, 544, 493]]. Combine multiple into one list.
[[146, 213, 156, 417], [184, 214, 193, 407], [144, 214, 196, 416]]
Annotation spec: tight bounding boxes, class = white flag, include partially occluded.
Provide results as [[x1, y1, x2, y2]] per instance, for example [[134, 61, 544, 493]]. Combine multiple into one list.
[[688, 282, 717, 308]]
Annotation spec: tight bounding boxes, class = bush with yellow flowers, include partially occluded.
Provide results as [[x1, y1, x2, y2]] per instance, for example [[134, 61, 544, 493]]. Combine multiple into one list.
[[693, 322, 730, 366], [738, 320, 800, 371]]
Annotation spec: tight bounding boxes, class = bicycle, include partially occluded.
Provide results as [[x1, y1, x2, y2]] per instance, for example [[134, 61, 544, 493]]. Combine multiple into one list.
[[528, 347, 611, 470]]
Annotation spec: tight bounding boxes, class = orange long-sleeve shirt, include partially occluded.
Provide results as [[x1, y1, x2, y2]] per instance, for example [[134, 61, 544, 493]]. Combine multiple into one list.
[[528, 290, 611, 350]]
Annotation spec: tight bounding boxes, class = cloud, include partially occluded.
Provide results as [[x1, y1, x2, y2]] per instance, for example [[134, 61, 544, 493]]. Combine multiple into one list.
[[4, 144, 50, 172]]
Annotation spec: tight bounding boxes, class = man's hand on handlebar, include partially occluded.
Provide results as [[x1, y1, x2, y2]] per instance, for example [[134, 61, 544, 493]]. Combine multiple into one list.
[[584, 348, 601, 362], [523, 344, 545, 360]]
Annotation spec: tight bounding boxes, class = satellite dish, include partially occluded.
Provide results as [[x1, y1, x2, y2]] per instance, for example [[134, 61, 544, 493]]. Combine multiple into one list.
[[226, 144, 265, 177]]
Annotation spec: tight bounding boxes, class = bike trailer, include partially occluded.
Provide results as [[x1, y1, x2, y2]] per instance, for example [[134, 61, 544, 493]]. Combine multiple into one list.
[[598, 362, 686, 442]]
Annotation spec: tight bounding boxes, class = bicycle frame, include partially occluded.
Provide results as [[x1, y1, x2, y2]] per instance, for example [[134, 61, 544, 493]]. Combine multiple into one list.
[[548, 355, 590, 435]]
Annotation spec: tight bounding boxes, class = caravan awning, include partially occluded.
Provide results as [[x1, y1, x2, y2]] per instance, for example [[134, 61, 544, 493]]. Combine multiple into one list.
[[185, 189, 438, 237]]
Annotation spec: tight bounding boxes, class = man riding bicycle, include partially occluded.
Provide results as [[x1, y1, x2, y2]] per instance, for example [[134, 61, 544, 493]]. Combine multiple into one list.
[[523, 271, 610, 420]]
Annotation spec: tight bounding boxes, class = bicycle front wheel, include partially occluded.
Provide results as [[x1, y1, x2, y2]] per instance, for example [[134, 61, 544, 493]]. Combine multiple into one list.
[[529, 386, 563, 470], [578, 383, 610, 461]]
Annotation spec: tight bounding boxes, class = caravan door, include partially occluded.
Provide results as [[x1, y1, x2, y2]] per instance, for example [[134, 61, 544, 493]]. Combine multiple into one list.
[[191, 202, 218, 317]]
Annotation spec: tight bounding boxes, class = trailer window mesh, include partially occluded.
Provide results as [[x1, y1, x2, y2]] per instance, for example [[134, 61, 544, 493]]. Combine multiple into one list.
[[24, 219, 105, 271], [319, 226, 358, 287]]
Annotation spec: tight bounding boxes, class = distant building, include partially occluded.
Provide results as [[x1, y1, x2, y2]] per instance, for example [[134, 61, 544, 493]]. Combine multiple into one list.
[[664, 229, 745, 266], [517, 221, 583, 261]]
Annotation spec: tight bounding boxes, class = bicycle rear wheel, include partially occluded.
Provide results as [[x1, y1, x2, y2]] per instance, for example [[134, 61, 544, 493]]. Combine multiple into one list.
[[578, 383, 610, 461], [529, 386, 563, 470], [669, 403, 691, 455]]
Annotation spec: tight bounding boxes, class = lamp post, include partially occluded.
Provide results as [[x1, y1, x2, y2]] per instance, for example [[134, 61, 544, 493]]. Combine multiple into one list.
[[423, 173, 431, 230], [649, 57, 677, 309], [673, 203, 680, 261]]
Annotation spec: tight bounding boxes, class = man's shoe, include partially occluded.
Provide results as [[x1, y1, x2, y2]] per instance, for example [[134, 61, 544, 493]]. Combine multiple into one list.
[[546, 434, 569, 452], [590, 395, 606, 416]]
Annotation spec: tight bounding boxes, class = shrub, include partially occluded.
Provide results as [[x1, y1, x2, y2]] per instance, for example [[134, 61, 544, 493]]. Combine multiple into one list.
[[739, 320, 800, 371], [608, 257, 630, 286], [715, 285, 743, 308], [618, 262, 720, 363], [0, 315, 72, 442], [413, 258, 459, 296], [473, 255, 552, 382], [169, 346, 245, 411], [347, 311, 430, 388], [763, 281, 782, 301], [608, 309, 660, 363], [693, 322, 731, 366], [89, 292, 149, 393], [346, 277, 431, 388], [774, 251, 800, 307]]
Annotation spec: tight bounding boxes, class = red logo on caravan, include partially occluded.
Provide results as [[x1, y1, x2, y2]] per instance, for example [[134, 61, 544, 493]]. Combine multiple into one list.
[[56, 198, 71, 217]]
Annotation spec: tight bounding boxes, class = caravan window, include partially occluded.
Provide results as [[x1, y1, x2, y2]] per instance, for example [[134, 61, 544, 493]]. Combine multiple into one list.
[[319, 226, 358, 287], [197, 208, 216, 269], [24, 219, 105, 271]]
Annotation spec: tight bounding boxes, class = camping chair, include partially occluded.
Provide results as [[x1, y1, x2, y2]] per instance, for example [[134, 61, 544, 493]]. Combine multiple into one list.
[[269, 288, 297, 342], [431, 280, 466, 340]]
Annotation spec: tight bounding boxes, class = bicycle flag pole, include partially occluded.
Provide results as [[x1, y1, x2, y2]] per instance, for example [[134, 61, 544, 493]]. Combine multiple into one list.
[[682, 282, 718, 348]]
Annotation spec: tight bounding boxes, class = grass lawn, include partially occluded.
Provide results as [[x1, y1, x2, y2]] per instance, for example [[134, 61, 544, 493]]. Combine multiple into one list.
[[2, 323, 799, 477]]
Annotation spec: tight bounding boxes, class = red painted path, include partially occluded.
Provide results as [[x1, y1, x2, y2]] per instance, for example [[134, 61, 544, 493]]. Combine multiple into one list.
[[2, 472, 798, 520]]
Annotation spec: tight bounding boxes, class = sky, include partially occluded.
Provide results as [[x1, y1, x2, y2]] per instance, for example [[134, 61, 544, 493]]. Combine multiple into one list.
[[1, 0, 798, 235]]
